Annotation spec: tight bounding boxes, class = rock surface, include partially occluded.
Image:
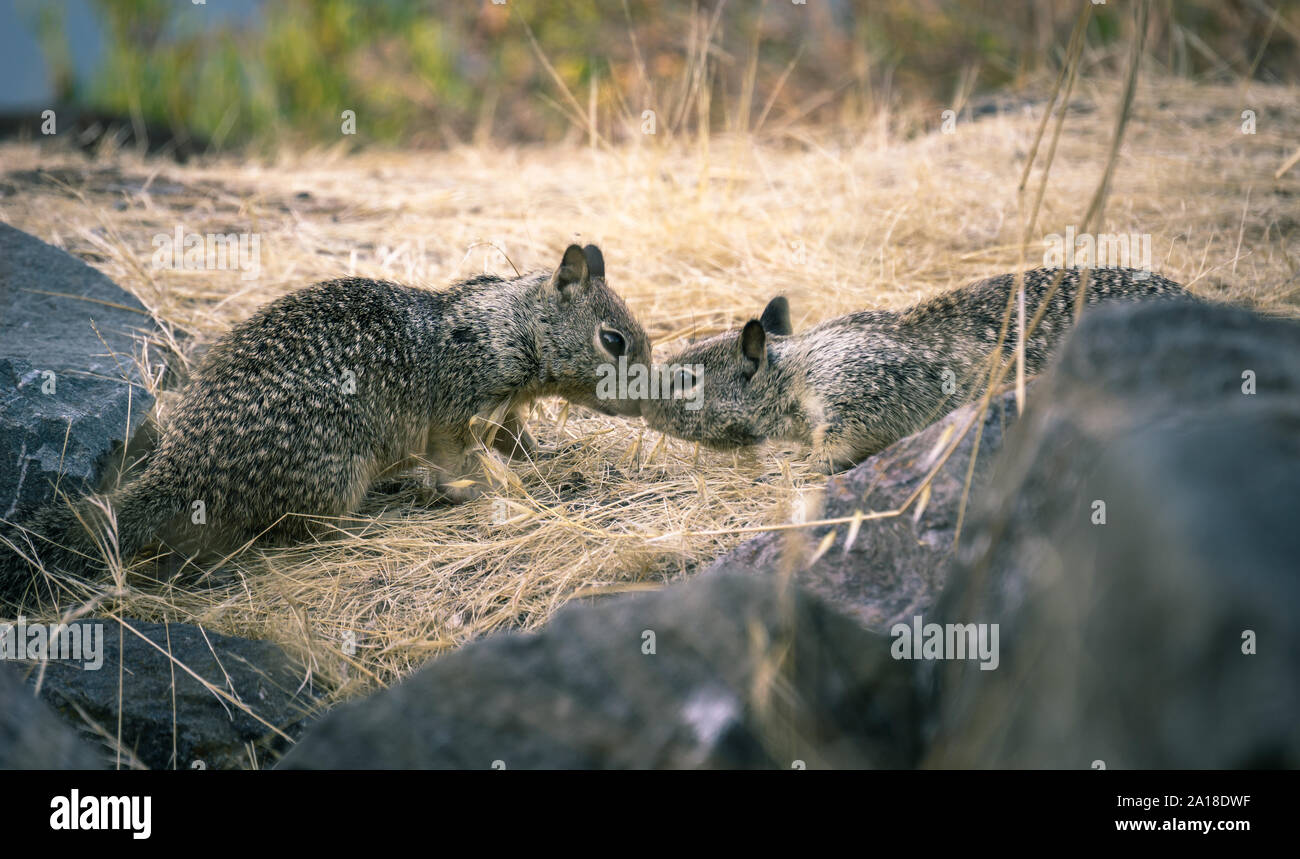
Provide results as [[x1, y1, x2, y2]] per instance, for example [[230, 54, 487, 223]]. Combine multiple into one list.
[[927, 300, 1300, 768], [280, 570, 922, 769], [0, 222, 162, 523], [23, 619, 318, 770], [0, 661, 103, 769], [709, 387, 1021, 632]]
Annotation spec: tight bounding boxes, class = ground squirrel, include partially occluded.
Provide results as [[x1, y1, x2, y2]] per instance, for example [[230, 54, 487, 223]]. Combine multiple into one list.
[[642, 267, 1187, 472], [2, 244, 649, 604]]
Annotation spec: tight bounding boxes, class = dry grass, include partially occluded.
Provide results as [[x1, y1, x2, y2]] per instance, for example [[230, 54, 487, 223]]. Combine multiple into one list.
[[2, 75, 1298, 710]]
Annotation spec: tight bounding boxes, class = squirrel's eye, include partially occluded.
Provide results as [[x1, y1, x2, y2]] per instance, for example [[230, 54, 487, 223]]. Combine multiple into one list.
[[600, 328, 627, 357], [673, 367, 697, 390]]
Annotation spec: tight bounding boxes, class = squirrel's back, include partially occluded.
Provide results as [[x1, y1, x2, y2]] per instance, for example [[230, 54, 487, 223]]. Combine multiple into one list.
[[803, 267, 1189, 460], [900, 267, 1186, 372]]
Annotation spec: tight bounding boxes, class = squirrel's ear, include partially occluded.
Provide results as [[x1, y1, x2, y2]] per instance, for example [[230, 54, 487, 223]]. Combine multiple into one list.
[[550, 244, 590, 300], [740, 319, 767, 376], [582, 244, 605, 279], [759, 296, 792, 335]]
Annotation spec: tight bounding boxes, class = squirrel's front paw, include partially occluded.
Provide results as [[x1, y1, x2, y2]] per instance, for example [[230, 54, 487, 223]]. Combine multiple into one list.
[[806, 441, 857, 475]]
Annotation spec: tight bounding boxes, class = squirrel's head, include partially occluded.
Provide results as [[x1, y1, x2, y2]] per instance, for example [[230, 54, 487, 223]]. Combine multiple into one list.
[[541, 244, 652, 417], [642, 296, 793, 448]]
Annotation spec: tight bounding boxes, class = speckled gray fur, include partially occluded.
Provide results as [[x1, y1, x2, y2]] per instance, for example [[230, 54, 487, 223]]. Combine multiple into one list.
[[2, 244, 649, 603], [643, 267, 1188, 472]]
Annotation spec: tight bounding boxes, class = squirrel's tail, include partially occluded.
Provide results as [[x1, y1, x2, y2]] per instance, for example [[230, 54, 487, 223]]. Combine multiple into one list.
[[0, 471, 185, 608]]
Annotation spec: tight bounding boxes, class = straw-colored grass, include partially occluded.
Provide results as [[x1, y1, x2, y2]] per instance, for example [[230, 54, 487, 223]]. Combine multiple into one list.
[[3, 76, 1297, 712]]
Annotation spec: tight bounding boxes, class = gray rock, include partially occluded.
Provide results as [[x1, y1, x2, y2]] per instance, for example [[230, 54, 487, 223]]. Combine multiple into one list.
[[709, 387, 1021, 632], [0, 222, 163, 523], [279, 570, 921, 769], [0, 661, 103, 769], [927, 300, 1300, 768], [22, 619, 319, 770]]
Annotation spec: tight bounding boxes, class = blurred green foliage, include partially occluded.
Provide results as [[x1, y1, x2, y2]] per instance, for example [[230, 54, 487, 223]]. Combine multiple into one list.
[[25, 0, 1300, 149]]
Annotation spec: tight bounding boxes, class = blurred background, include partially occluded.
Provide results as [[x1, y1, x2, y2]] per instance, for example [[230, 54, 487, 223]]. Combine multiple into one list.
[[2, 0, 1297, 152]]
